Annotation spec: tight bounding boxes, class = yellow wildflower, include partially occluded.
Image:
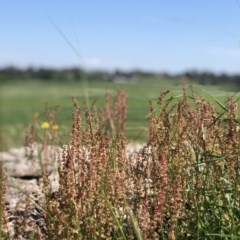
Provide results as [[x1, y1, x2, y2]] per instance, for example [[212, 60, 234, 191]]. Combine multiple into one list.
[[52, 124, 59, 131], [41, 122, 50, 129]]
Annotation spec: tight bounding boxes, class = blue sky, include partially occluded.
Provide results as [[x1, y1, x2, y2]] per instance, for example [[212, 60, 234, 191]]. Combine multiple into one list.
[[1, 0, 240, 74]]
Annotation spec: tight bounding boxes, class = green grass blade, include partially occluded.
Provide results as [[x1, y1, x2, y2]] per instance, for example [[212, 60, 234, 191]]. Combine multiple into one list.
[[102, 191, 128, 240], [206, 233, 239, 239], [124, 201, 144, 240], [204, 90, 228, 112]]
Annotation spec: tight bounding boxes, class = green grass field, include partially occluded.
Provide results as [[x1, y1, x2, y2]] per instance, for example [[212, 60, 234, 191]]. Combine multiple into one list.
[[0, 77, 239, 150]]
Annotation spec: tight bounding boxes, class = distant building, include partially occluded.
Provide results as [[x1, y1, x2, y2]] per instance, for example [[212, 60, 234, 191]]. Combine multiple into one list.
[[111, 71, 136, 84]]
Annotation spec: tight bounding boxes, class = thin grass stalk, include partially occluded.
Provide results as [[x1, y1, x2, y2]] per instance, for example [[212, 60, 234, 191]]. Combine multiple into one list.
[[102, 191, 128, 240], [124, 201, 144, 240]]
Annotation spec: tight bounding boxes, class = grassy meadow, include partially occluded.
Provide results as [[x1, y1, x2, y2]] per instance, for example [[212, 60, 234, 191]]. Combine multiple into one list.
[[0, 76, 238, 150]]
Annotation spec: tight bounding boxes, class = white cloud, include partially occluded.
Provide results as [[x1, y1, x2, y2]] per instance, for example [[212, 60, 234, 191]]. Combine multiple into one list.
[[84, 57, 102, 68], [208, 46, 240, 57], [0, 50, 28, 67]]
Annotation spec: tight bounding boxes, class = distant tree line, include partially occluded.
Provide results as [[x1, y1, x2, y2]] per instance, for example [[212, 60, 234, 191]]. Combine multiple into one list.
[[0, 66, 111, 83], [0, 66, 240, 86], [180, 71, 240, 86]]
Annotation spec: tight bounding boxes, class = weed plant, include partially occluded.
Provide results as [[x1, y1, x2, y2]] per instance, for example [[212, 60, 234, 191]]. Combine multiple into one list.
[[1, 87, 240, 239]]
